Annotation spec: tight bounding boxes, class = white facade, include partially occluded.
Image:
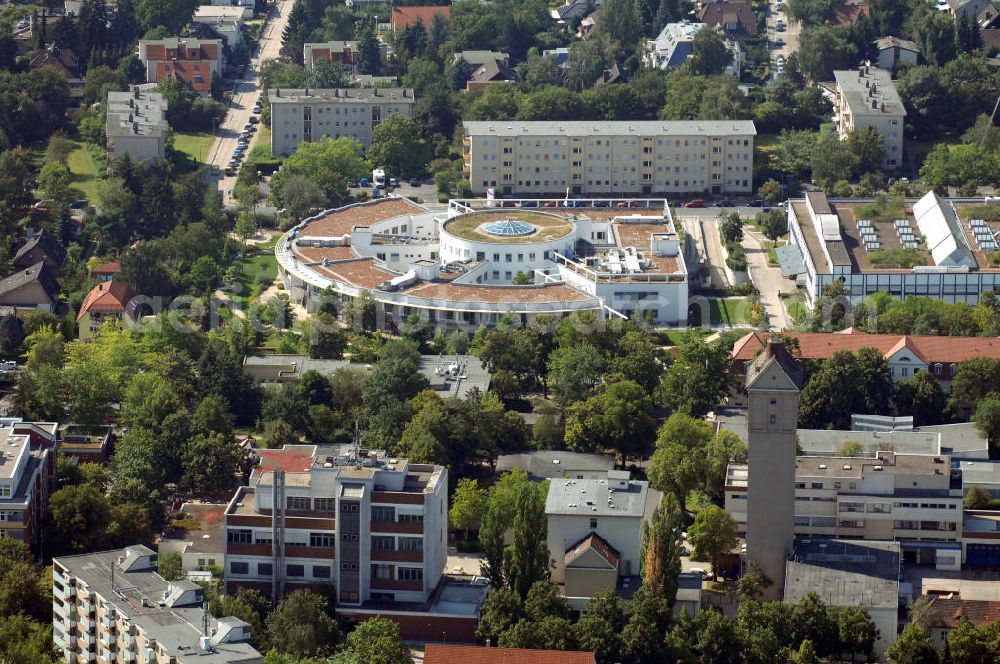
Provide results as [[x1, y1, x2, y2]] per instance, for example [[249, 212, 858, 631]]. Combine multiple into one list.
[[464, 121, 756, 197], [644, 21, 742, 76], [106, 86, 168, 161], [269, 88, 415, 155], [833, 66, 906, 171]]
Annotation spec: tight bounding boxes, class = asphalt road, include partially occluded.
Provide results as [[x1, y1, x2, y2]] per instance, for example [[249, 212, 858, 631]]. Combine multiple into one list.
[[207, 0, 293, 202], [769, 0, 802, 80]]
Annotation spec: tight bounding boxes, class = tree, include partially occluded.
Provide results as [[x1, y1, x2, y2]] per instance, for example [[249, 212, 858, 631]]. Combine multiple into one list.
[[266, 590, 338, 658], [887, 624, 939, 664], [757, 208, 788, 245], [719, 212, 744, 245], [965, 485, 992, 510], [799, 350, 865, 429], [920, 143, 999, 190], [182, 434, 241, 493], [758, 180, 784, 204], [509, 484, 551, 599], [357, 30, 381, 75], [574, 592, 627, 664], [235, 211, 256, 243], [838, 606, 879, 662], [974, 395, 1000, 449], [564, 380, 656, 463], [449, 478, 487, 539], [690, 28, 731, 76], [368, 116, 431, 178], [345, 617, 410, 664], [798, 26, 858, 82], [158, 551, 184, 580], [264, 419, 299, 449], [37, 161, 74, 217], [811, 130, 856, 191], [661, 337, 732, 417], [547, 344, 605, 408], [847, 126, 886, 176], [950, 358, 1000, 420], [705, 430, 747, 501], [648, 413, 712, 513], [0, 615, 59, 664], [46, 483, 112, 555], [271, 137, 367, 209], [688, 505, 738, 579], [641, 497, 684, 603], [476, 587, 524, 643]]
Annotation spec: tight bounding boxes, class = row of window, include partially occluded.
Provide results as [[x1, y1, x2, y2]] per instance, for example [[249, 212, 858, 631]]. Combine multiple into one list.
[[230, 561, 331, 578]]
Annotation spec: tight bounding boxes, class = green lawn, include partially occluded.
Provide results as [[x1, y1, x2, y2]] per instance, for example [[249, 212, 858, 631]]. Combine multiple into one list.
[[781, 292, 808, 324], [709, 297, 748, 325], [66, 141, 102, 204], [228, 235, 280, 304], [660, 328, 711, 346], [173, 132, 215, 163]]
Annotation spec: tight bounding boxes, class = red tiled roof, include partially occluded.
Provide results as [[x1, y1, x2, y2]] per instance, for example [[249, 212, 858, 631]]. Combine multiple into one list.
[[425, 645, 596, 664], [565, 532, 621, 568], [391, 5, 451, 29], [302, 198, 425, 238], [77, 280, 138, 321], [92, 261, 121, 275], [698, 1, 758, 36], [731, 330, 1000, 366], [257, 446, 315, 475], [923, 597, 1000, 629]]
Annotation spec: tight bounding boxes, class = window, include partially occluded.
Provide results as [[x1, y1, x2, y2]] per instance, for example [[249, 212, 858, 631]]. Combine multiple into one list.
[[589, 518, 598, 529], [375, 564, 393, 579], [227, 529, 252, 544], [398, 567, 423, 582], [286, 565, 305, 577], [372, 536, 395, 551], [310, 533, 335, 548], [257, 563, 272, 576], [372, 506, 395, 522], [341, 502, 359, 513], [340, 562, 359, 571], [287, 496, 310, 510], [811, 483, 823, 489], [341, 591, 359, 601], [341, 533, 359, 542], [398, 513, 423, 524], [229, 562, 249, 575], [398, 537, 423, 552], [314, 498, 336, 511]]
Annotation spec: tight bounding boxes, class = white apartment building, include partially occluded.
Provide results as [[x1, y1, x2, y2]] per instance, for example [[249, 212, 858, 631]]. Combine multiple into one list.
[[269, 87, 415, 155], [833, 66, 906, 171], [726, 451, 964, 570], [106, 86, 168, 161], [53, 545, 262, 664], [546, 470, 660, 605], [463, 120, 756, 197], [645, 21, 743, 76], [223, 444, 447, 607]]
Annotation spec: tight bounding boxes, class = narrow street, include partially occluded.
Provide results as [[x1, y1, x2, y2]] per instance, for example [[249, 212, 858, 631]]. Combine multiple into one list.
[[743, 228, 793, 331], [207, 0, 294, 203]]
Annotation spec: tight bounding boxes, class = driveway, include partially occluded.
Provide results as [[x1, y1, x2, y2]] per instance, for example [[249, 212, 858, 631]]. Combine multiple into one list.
[[742, 228, 794, 331], [207, 0, 294, 203]]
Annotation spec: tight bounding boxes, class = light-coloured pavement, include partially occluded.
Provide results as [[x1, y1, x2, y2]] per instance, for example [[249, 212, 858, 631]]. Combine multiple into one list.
[[742, 228, 794, 331], [207, 0, 293, 203], [681, 215, 729, 290]]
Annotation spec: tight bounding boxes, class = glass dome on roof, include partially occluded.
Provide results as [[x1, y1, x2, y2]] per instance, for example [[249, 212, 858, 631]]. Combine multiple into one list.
[[482, 219, 536, 237]]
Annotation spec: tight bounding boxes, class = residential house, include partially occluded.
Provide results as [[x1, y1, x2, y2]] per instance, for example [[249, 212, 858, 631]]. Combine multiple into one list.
[[304, 41, 358, 71], [390, 6, 451, 31], [832, 2, 870, 25], [645, 21, 742, 76], [951, 0, 991, 20], [0, 262, 60, 313], [53, 546, 263, 664], [77, 280, 141, 340], [189, 16, 244, 49], [465, 58, 514, 91], [159, 502, 227, 573], [91, 260, 121, 282], [549, 0, 601, 23], [919, 596, 1000, 651], [496, 451, 616, 481], [698, 0, 758, 37], [0, 419, 57, 557], [848, 83, 901, 162], [106, 86, 169, 161], [594, 62, 625, 86], [731, 329, 1000, 391], [138, 37, 224, 93], [425, 645, 597, 664], [542, 47, 571, 69], [13, 229, 66, 272], [784, 539, 901, 656], [193, 5, 254, 21], [57, 424, 113, 463], [29, 43, 84, 100], [452, 51, 510, 68], [875, 36, 920, 70], [546, 469, 660, 605]]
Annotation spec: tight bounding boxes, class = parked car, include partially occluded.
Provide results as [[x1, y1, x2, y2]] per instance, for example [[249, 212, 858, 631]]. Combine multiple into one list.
[[684, 199, 705, 208], [543, 200, 558, 207], [749, 199, 765, 207], [521, 200, 538, 207], [716, 199, 734, 207], [69, 199, 89, 209], [359, 177, 370, 187]]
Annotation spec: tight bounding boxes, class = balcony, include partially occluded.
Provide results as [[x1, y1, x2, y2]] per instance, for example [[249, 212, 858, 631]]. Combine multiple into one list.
[[370, 521, 423, 535], [370, 578, 423, 592], [226, 542, 273, 556], [370, 549, 423, 563]]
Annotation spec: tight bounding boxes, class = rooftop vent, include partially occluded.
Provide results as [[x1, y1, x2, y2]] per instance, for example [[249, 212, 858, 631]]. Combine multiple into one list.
[[843, 464, 852, 470], [819, 464, 827, 470]]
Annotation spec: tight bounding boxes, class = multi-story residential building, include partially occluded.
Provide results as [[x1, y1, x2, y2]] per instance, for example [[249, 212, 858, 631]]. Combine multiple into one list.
[[783, 190, 1000, 309], [732, 329, 1000, 391], [545, 470, 660, 605], [644, 21, 743, 76], [832, 66, 905, 170], [138, 38, 224, 93], [106, 86, 169, 161], [223, 444, 448, 607], [77, 280, 141, 341], [726, 451, 964, 569], [303, 41, 358, 71], [875, 37, 919, 70], [53, 545, 263, 664], [463, 120, 756, 197], [698, 0, 758, 37], [268, 87, 415, 155], [0, 418, 56, 556], [276, 196, 691, 330]]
